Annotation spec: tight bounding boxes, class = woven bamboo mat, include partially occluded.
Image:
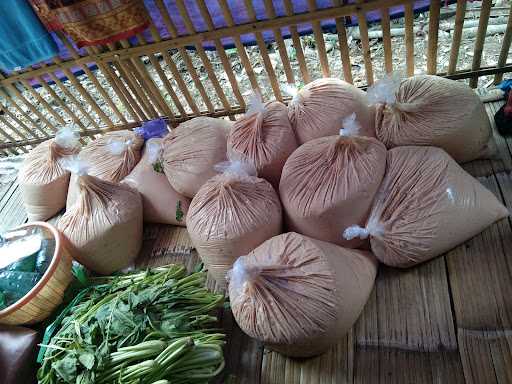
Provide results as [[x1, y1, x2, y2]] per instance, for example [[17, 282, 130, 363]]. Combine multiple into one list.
[[3, 97, 511, 383]]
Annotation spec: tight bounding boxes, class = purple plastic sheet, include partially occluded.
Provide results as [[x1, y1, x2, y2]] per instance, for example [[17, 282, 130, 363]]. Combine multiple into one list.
[[21, 0, 454, 88]]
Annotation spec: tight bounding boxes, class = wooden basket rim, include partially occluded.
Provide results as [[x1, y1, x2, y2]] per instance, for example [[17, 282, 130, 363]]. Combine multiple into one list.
[[0, 221, 66, 319]]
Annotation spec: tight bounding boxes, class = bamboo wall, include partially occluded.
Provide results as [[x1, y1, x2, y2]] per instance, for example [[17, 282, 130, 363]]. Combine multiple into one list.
[[0, 0, 511, 155]]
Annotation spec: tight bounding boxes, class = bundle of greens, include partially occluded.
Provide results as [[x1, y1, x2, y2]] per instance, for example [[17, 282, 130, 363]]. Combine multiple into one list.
[[37, 264, 225, 384]]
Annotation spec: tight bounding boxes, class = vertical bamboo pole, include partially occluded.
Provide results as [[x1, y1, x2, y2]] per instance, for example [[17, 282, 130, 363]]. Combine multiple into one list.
[[242, 0, 283, 101], [447, 0, 467, 75], [355, 0, 374, 84], [154, 0, 215, 112], [175, 0, 233, 114], [381, 7, 393, 74], [426, 0, 440, 74], [217, 0, 262, 92], [308, 0, 330, 77], [469, 0, 492, 88], [196, 0, 245, 108], [404, 2, 415, 76], [263, 0, 295, 84], [331, 0, 353, 83], [147, 25, 188, 117], [494, 5, 512, 84]]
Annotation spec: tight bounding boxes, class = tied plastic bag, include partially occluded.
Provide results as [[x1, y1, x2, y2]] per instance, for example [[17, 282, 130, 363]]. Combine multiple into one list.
[[343, 146, 509, 267], [18, 126, 80, 221], [228, 232, 377, 357], [58, 157, 143, 275], [133, 118, 169, 140], [163, 117, 232, 198], [227, 93, 298, 188], [279, 133, 387, 248], [369, 74, 496, 163], [66, 130, 143, 207], [187, 160, 282, 284], [287, 78, 375, 144], [123, 138, 190, 226]]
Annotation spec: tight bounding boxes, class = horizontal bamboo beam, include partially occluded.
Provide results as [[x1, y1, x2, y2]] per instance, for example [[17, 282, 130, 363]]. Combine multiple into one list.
[[4, 60, 512, 152], [0, 106, 246, 150], [0, 0, 411, 87]]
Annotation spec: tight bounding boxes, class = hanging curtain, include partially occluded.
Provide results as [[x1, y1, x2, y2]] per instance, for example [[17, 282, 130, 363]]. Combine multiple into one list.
[[29, 0, 150, 47]]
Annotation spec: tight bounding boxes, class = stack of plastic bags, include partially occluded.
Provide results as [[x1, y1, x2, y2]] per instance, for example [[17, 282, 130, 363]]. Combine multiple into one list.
[[16, 73, 510, 359], [180, 74, 508, 358]]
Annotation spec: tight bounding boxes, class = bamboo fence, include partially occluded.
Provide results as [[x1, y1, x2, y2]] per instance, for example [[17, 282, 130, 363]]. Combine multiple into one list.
[[0, 0, 510, 153]]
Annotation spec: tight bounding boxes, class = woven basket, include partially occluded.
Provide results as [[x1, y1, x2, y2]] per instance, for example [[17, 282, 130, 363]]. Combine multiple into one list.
[[0, 222, 73, 325]]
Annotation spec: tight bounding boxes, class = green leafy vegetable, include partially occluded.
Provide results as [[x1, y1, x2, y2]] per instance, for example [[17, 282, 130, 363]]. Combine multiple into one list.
[[176, 200, 184, 222], [37, 265, 225, 384], [153, 160, 164, 173]]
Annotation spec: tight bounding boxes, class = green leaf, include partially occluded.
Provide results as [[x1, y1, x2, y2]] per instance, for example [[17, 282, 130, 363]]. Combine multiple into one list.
[[76, 370, 94, 384], [72, 264, 89, 286], [52, 354, 77, 383], [78, 352, 95, 370], [153, 161, 164, 173], [193, 262, 204, 273], [176, 200, 184, 222]]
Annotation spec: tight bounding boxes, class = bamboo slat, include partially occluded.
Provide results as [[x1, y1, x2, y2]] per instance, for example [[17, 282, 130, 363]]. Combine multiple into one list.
[[120, 39, 168, 118], [494, 6, 512, 84], [355, 0, 374, 85], [308, 0, 331, 78], [0, 102, 39, 143], [56, 33, 127, 124], [0, 117, 29, 154], [3, 85, 55, 137], [381, 7, 393, 74], [44, 70, 101, 130], [146, 26, 187, 117], [175, 0, 233, 114], [196, 0, 245, 108], [18, 79, 65, 128], [86, 46, 141, 121], [469, 0, 492, 88], [283, 0, 311, 83], [218, 0, 262, 92], [50, 55, 113, 127], [154, 0, 215, 112], [242, 0, 283, 101], [331, 0, 353, 83], [426, 0, 440, 74], [263, 0, 295, 84], [160, 51, 201, 115], [404, 2, 415, 76], [447, 0, 467, 75], [133, 33, 177, 119], [107, 41, 156, 119], [34, 77, 87, 131]]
